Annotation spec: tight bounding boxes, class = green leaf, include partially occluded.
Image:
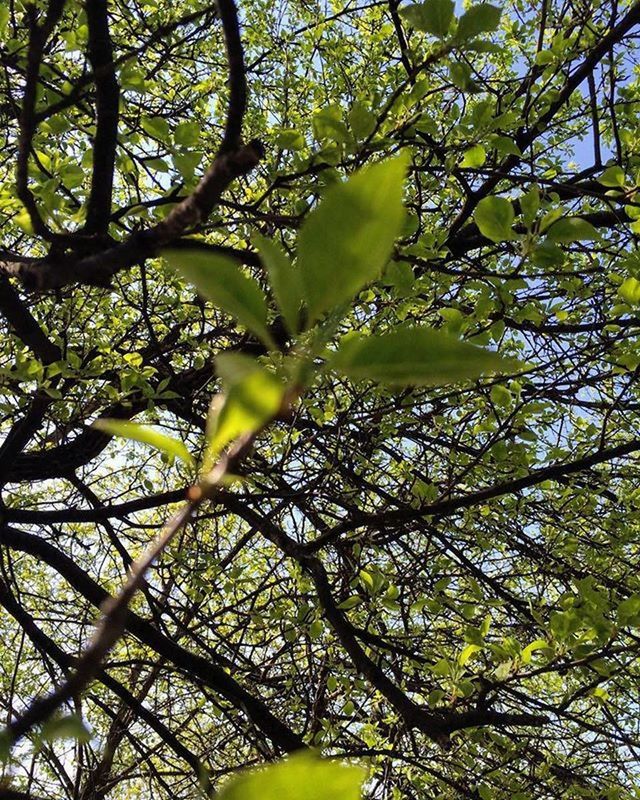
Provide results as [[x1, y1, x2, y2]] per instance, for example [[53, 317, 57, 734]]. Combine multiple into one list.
[[275, 128, 306, 151], [207, 354, 285, 459], [491, 135, 521, 157], [619, 277, 640, 305], [520, 185, 540, 228], [298, 154, 408, 325], [399, 0, 455, 38], [459, 144, 486, 168], [473, 196, 515, 242], [0, 729, 10, 763], [15, 208, 34, 234], [41, 715, 91, 744], [521, 639, 548, 665], [141, 116, 170, 140], [535, 49, 554, 66], [456, 3, 502, 40], [338, 595, 363, 610], [531, 241, 564, 267], [348, 101, 376, 140], [617, 595, 640, 626], [449, 61, 479, 92], [92, 419, 194, 466], [162, 249, 273, 347], [545, 217, 599, 243], [312, 105, 349, 144], [252, 232, 303, 334], [598, 165, 625, 188], [459, 643, 482, 666], [174, 121, 201, 146], [218, 751, 365, 800], [330, 327, 517, 386]]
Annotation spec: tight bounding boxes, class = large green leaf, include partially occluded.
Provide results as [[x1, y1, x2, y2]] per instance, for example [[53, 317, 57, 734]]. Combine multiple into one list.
[[473, 196, 515, 242], [253, 232, 303, 335], [206, 354, 285, 460], [330, 327, 516, 385], [545, 217, 599, 243], [218, 752, 366, 800], [298, 154, 408, 325], [618, 277, 640, 305], [162, 249, 273, 347], [92, 419, 194, 466], [456, 3, 502, 40], [399, 0, 455, 37]]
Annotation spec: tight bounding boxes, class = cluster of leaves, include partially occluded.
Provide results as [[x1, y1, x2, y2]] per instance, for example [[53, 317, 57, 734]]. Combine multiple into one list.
[[100, 155, 511, 471]]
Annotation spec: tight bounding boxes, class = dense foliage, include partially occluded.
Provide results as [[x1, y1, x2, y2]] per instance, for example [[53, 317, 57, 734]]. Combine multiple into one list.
[[2, 0, 640, 797]]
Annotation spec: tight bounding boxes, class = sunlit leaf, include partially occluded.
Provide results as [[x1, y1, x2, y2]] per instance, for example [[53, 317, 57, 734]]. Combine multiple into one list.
[[521, 639, 549, 665], [92, 419, 194, 466], [459, 643, 482, 666], [162, 248, 273, 347], [459, 144, 486, 168], [206, 354, 285, 460], [598, 165, 625, 188], [298, 154, 408, 325], [618, 277, 640, 305], [545, 217, 599, 243], [218, 752, 366, 800]]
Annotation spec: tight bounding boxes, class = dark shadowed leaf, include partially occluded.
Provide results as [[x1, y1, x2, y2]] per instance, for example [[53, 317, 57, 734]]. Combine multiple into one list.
[[253, 232, 303, 334], [473, 196, 515, 242], [457, 3, 502, 40]]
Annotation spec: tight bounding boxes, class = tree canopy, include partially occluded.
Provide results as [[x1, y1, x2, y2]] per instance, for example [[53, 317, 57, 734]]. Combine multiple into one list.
[[2, 0, 640, 797]]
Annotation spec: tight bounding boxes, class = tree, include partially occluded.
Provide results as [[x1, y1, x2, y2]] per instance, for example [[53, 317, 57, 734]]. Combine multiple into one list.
[[1, 0, 640, 796]]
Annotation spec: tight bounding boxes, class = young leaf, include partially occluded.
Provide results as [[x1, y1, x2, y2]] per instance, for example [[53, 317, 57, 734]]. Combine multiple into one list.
[[330, 327, 517, 386], [298, 154, 408, 325], [459, 144, 486, 168], [162, 249, 273, 347], [218, 751, 366, 800], [619, 277, 640, 305], [456, 3, 502, 40], [473, 196, 515, 242], [252, 232, 303, 334], [520, 639, 549, 665], [598, 165, 625, 188], [92, 419, 194, 466], [274, 128, 305, 151], [545, 217, 599, 243], [399, 0, 455, 38], [520, 185, 540, 229], [207, 354, 285, 459], [459, 643, 482, 666]]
